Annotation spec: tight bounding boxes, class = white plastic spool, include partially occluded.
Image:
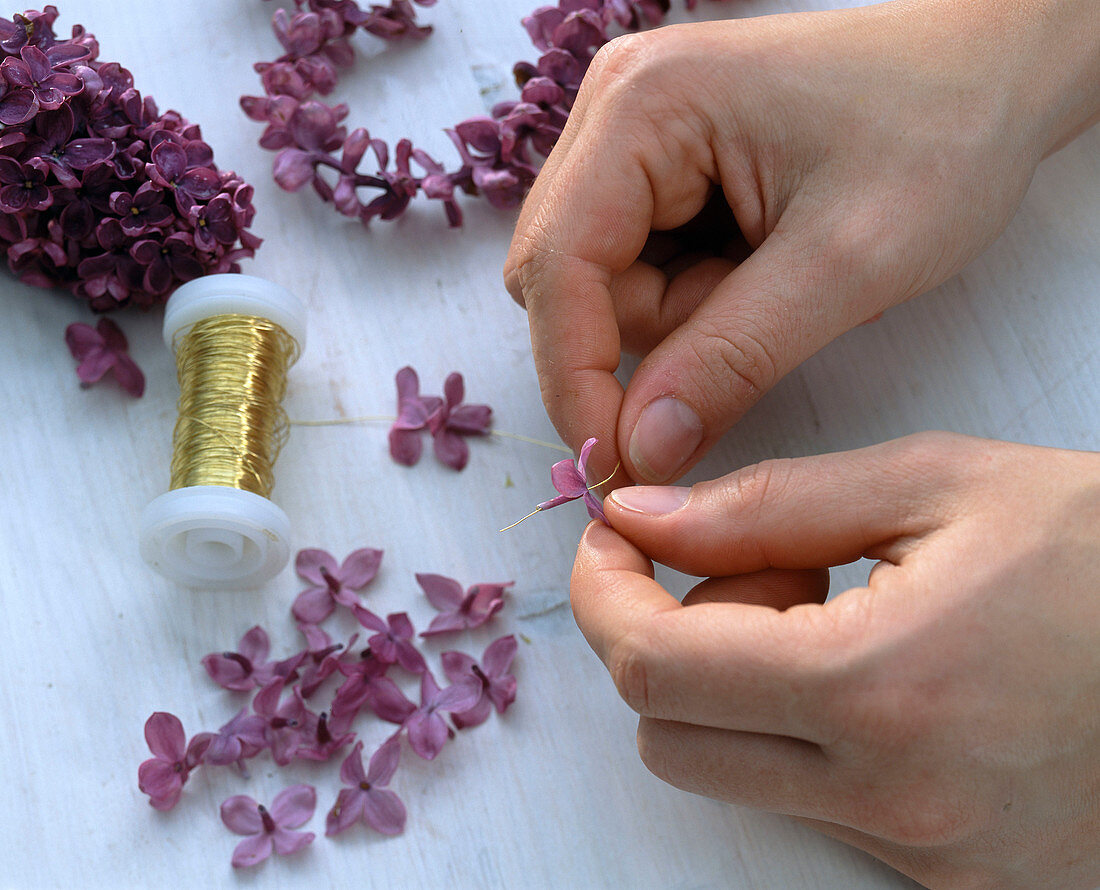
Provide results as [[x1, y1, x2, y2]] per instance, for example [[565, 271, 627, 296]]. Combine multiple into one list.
[[139, 274, 307, 589]]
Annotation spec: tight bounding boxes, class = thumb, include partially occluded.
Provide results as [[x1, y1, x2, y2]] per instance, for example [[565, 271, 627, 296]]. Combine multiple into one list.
[[618, 224, 879, 483], [603, 434, 963, 577]]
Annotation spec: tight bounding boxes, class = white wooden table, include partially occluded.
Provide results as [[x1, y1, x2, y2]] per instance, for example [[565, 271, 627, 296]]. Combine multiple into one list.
[[1, 0, 1095, 887]]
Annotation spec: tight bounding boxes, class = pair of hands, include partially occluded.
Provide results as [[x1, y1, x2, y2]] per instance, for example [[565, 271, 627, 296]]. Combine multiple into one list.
[[504, 1, 1100, 887]]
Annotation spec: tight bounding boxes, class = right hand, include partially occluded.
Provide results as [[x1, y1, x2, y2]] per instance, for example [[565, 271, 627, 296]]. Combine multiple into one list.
[[504, 0, 1097, 483]]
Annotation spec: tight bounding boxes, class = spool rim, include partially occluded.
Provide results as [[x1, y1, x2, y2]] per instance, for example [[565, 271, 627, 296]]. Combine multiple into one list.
[[162, 273, 308, 351]]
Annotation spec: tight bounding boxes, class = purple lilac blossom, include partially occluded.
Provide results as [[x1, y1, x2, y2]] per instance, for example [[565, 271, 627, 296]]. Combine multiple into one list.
[[64, 317, 144, 396], [0, 8, 260, 388], [387, 365, 443, 466], [417, 573, 512, 637], [351, 606, 427, 674], [441, 634, 519, 729], [141, 542, 521, 850], [538, 435, 607, 522], [252, 678, 321, 766], [137, 712, 212, 811], [201, 625, 303, 692], [244, 0, 732, 225], [404, 671, 482, 760], [220, 785, 316, 868], [428, 372, 492, 471], [204, 708, 268, 769], [326, 736, 407, 836], [292, 546, 384, 624]]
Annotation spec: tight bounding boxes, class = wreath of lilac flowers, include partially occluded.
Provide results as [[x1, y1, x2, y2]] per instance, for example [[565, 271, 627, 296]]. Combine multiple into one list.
[[0, 8, 259, 312], [244, 0, 731, 227], [139, 544, 519, 867]]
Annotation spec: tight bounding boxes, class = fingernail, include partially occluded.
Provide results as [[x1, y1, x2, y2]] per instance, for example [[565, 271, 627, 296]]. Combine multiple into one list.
[[628, 397, 704, 483], [609, 486, 690, 516]]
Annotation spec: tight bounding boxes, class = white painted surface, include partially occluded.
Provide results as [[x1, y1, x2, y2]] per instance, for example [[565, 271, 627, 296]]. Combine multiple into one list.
[[0, 1, 1095, 887]]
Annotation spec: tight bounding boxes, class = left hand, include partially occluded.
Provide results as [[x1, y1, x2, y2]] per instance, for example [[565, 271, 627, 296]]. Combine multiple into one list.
[[571, 432, 1100, 889]]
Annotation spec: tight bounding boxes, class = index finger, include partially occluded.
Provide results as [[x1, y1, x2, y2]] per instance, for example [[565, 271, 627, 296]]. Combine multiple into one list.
[[502, 33, 712, 463]]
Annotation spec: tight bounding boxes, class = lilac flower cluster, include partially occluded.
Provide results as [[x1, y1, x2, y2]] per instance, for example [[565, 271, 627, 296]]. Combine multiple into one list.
[[388, 366, 491, 470], [243, 0, 730, 226], [138, 545, 517, 867], [1, 8, 260, 312]]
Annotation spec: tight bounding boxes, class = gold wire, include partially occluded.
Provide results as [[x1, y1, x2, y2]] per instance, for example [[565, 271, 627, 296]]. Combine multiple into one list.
[[169, 314, 299, 497]]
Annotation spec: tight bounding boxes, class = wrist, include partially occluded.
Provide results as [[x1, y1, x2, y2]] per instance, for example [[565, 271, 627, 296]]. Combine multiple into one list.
[[900, 0, 1100, 158]]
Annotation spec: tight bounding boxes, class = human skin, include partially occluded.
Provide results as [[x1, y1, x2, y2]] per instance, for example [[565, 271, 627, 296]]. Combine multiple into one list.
[[572, 434, 1100, 889], [503, 0, 1100, 886], [503, 0, 1100, 483]]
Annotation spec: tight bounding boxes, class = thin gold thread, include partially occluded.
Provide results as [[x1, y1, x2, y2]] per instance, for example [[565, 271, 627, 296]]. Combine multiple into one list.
[[289, 415, 572, 454], [170, 314, 299, 497], [499, 461, 621, 532]]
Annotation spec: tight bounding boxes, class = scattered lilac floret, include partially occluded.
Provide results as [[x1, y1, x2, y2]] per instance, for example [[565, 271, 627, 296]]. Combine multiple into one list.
[[326, 736, 407, 837], [220, 784, 316, 868], [252, 678, 320, 766], [201, 625, 303, 692], [141, 543, 521, 852], [292, 546, 383, 624], [137, 712, 212, 811], [404, 672, 482, 760], [295, 709, 357, 762], [427, 372, 492, 471], [441, 635, 518, 729], [352, 606, 427, 674], [388, 367, 492, 470], [387, 365, 442, 466], [204, 708, 268, 769], [296, 628, 358, 698], [64, 318, 145, 397], [417, 573, 512, 637]]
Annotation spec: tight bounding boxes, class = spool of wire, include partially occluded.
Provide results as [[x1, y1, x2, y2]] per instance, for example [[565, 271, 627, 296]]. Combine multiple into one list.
[[139, 274, 307, 588]]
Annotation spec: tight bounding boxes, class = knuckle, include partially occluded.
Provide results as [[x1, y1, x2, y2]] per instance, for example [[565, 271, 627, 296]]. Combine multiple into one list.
[[635, 717, 681, 786], [503, 228, 553, 306], [868, 787, 979, 848], [724, 458, 793, 525], [590, 31, 655, 84], [607, 631, 653, 715], [688, 319, 779, 406]]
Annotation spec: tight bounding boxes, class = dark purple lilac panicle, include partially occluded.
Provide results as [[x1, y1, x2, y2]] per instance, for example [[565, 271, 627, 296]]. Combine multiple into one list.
[[244, 0, 731, 226], [0, 7, 260, 376]]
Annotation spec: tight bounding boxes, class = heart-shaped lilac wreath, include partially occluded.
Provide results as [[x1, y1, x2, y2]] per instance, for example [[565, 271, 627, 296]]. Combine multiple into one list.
[[244, 0, 732, 227]]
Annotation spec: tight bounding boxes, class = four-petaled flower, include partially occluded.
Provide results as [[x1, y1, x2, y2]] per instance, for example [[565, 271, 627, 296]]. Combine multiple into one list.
[[201, 624, 303, 692], [326, 736, 407, 837], [137, 712, 212, 811], [0, 156, 53, 212], [64, 318, 145, 397], [203, 708, 268, 769], [220, 784, 316, 868], [538, 436, 606, 522], [352, 607, 427, 674], [427, 372, 492, 471], [441, 635, 519, 729], [387, 366, 442, 466], [252, 678, 320, 766], [0, 44, 85, 120], [417, 573, 511, 637], [404, 672, 482, 761], [292, 547, 383, 624]]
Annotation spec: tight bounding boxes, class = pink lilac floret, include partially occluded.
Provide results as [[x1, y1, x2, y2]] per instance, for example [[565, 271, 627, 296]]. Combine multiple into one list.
[[416, 573, 512, 637], [441, 634, 519, 729], [326, 736, 407, 836], [220, 784, 316, 868]]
